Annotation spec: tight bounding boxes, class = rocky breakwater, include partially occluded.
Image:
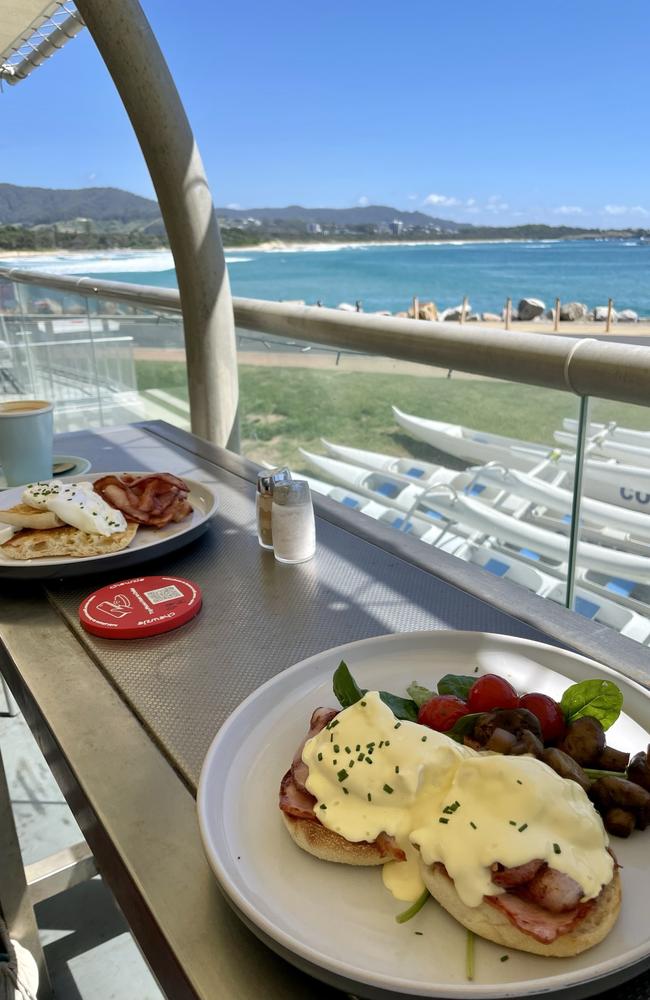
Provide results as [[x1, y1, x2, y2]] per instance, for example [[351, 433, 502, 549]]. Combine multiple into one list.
[[393, 297, 642, 323]]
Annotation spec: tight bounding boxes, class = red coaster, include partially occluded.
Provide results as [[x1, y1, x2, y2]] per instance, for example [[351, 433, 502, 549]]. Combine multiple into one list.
[[79, 575, 202, 639]]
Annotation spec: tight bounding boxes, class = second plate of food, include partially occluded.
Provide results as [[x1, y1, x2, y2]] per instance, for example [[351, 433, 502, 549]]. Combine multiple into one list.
[[198, 631, 650, 999], [0, 471, 218, 578]]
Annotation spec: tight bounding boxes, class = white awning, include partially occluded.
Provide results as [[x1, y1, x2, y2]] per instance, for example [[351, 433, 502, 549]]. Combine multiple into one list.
[[0, 2, 84, 85]]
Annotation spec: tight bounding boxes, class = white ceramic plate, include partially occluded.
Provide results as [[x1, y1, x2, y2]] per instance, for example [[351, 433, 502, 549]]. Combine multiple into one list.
[[0, 472, 218, 579], [198, 631, 650, 999]]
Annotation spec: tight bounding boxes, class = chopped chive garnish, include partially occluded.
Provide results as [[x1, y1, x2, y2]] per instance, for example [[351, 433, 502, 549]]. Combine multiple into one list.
[[365, 757, 373, 764], [367, 792, 372, 801], [474, 666, 479, 673], [360, 700, 367, 707], [553, 843, 561, 854], [500, 955, 509, 962], [395, 888, 429, 924], [395, 765, 400, 774], [349, 761, 354, 768], [317, 753, 323, 761], [319, 804, 327, 810], [333, 745, 340, 753], [439, 817, 449, 824], [330, 734, 334, 742], [517, 779, 523, 785], [518, 823, 528, 833], [332, 759, 337, 765], [383, 784, 394, 794], [379, 741, 384, 748], [470, 821, 477, 830], [357, 753, 365, 761], [415, 931, 423, 935], [329, 719, 339, 728], [345, 746, 351, 754], [343, 787, 349, 795], [355, 744, 361, 751], [509, 820, 517, 826], [394, 722, 401, 729], [337, 769, 348, 782], [421, 736, 427, 742], [385, 740, 391, 746]]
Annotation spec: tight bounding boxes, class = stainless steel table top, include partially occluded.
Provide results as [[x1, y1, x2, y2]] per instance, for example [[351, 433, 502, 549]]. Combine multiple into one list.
[[1, 421, 649, 1000]]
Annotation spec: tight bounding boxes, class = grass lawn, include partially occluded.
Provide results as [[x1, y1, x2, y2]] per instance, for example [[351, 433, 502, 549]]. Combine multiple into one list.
[[136, 360, 649, 471]]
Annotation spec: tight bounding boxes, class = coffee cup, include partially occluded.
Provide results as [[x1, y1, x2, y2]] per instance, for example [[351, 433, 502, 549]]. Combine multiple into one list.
[[0, 400, 54, 487]]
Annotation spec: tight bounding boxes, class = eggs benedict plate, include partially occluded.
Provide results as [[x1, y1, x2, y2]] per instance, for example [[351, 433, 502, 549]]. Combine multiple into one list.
[[0, 472, 218, 579], [198, 631, 650, 998]]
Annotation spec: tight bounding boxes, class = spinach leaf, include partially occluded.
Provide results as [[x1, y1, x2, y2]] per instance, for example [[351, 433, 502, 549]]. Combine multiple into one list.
[[332, 661, 418, 720], [407, 682, 435, 708], [332, 660, 365, 708], [446, 712, 483, 744], [437, 674, 476, 700], [560, 679, 623, 731], [379, 691, 419, 722]]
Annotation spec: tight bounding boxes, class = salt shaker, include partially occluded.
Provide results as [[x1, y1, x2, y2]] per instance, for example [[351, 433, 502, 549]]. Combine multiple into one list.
[[272, 480, 316, 564], [256, 467, 291, 549]]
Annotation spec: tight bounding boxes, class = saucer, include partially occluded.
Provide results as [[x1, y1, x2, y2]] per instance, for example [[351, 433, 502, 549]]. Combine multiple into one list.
[[0, 455, 92, 489]]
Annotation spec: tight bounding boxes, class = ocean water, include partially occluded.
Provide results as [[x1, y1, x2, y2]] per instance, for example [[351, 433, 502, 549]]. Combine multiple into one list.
[[3, 238, 650, 315]]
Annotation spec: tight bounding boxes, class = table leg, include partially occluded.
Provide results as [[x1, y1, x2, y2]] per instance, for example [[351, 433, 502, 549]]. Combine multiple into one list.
[[0, 745, 52, 999]]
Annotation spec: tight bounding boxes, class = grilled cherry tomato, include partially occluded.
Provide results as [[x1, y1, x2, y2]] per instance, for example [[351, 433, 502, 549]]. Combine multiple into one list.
[[418, 695, 469, 732], [467, 674, 519, 713], [518, 692, 566, 743]]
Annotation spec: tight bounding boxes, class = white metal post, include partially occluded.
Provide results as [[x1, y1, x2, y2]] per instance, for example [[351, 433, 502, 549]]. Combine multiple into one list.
[[74, 0, 239, 449]]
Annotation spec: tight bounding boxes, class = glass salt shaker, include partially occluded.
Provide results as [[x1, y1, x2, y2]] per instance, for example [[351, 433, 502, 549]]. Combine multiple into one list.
[[256, 467, 291, 549], [272, 480, 316, 564]]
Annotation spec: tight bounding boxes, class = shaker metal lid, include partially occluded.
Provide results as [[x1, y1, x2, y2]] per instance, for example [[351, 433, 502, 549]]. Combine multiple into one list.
[[272, 479, 311, 505], [256, 466, 291, 494], [79, 575, 202, 639]]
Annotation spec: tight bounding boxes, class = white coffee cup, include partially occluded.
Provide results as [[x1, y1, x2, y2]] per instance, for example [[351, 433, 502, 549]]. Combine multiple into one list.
[[0, 400, 54, 487]]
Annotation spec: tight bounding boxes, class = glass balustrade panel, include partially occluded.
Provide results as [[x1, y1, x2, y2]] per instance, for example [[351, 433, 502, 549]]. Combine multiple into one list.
[[572, 396, 650, 649], [0, 280, 189, 434], [235, 324, 580, 611]]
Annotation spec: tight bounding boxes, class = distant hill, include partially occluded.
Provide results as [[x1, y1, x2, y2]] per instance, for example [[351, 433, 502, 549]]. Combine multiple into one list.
[[0, 184, 457, 230], [0, 184, 161, 225], [215, 204, 458, 229]]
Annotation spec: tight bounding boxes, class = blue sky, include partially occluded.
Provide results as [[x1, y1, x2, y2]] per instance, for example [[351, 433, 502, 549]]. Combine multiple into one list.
[[1, 0, 649, 227]]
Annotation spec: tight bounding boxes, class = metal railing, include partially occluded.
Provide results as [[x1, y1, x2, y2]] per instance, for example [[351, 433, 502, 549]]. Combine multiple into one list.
[[2, 265, 650, 405], [2, 264, 650, 625]]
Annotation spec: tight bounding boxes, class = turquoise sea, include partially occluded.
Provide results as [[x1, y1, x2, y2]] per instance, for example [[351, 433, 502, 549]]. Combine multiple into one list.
[[3, 238, 650, 315]]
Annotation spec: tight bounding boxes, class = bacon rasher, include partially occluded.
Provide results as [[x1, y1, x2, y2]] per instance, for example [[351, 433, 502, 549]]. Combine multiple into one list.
[[93, 473, 192, 528]]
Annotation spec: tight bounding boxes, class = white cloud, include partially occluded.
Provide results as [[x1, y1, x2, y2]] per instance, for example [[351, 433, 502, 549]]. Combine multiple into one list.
[[407, 193, 418, 201], [358, 195, 369, 207], [603, 204, 649, 216], [553, 205, 584, 215], [226, 202, 241, 210], [424, 193, 460, 207], [88, 172, 97, 181], [485, 195, 509, 213], [466, 198, 476, 207]]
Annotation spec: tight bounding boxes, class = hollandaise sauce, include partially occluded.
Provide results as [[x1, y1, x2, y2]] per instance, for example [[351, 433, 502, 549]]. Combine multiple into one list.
[[302, 691, 613, 907]]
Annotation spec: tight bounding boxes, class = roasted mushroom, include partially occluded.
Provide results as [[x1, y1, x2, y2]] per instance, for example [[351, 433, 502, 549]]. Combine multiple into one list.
[[510, 730, 544, 757], [558, 716, 606, 766], [473, 708, 543, 745], [603, 807, 636, 838], [595, 746, 630, 773], [541, 747, 591, 792], [628, 745, 650, 792], [590, 776, 650, 830]]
